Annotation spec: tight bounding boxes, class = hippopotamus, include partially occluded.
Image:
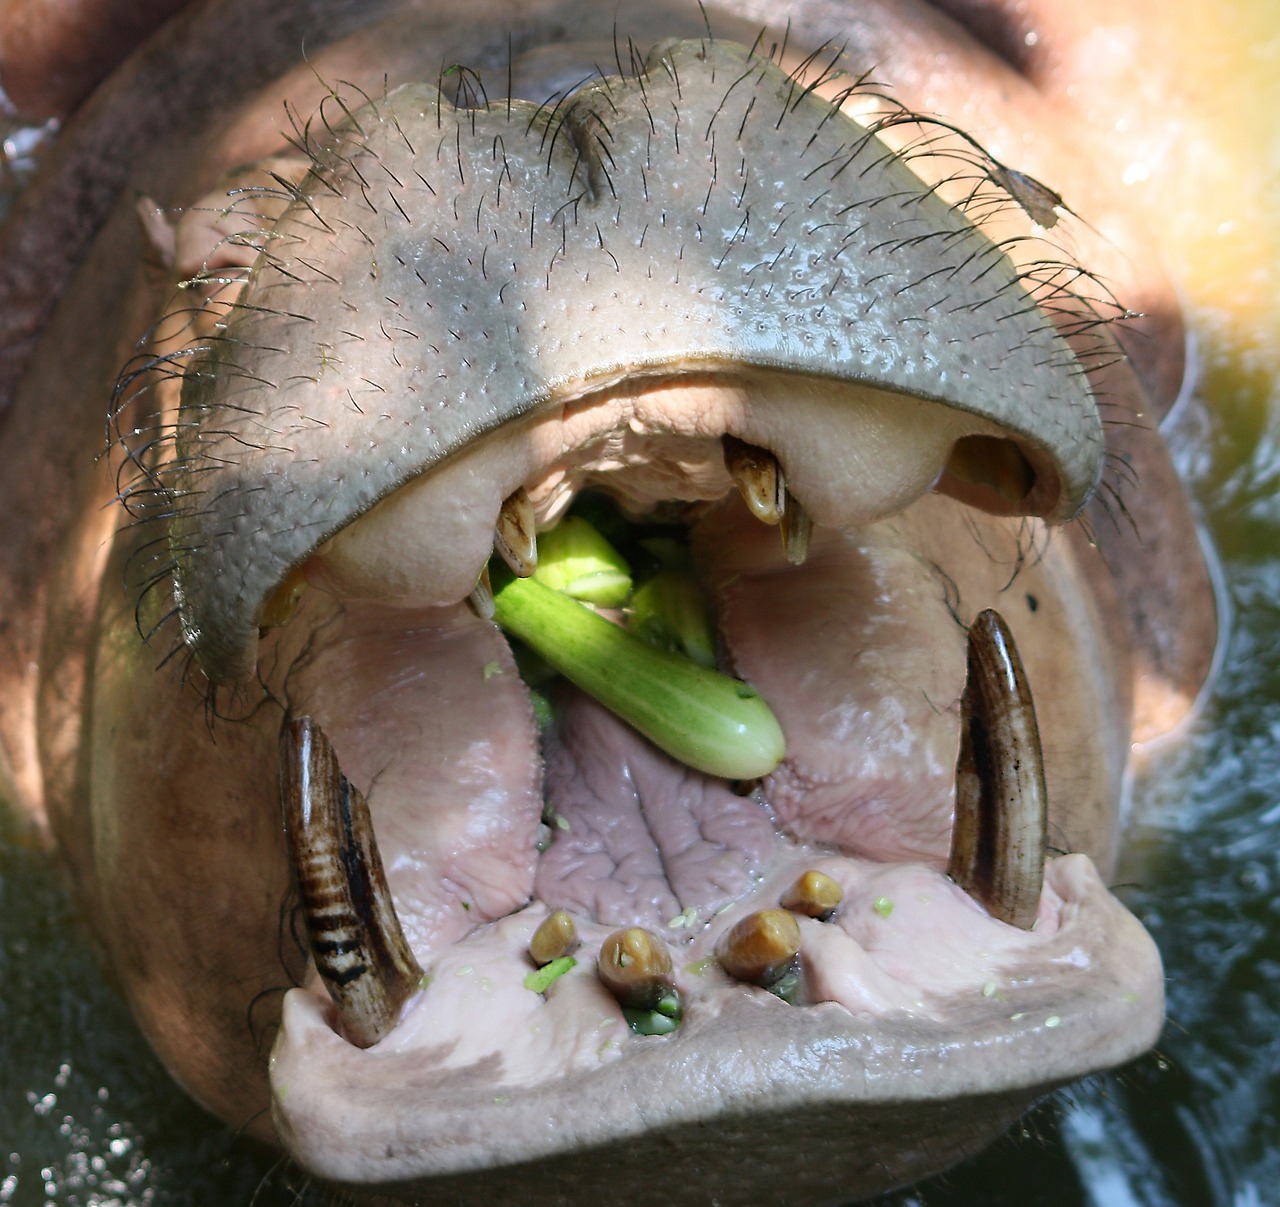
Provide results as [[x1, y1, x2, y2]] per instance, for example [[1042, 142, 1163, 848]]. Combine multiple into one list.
[[0, 0, 1224, 1201]]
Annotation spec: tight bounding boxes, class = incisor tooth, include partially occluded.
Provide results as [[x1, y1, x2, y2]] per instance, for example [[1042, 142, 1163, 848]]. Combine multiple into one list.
[[493, 486, 538, 577], [780, 870, 843, 920], [947, 609, 1048, 930], [597, 927, 675, 1010], [723, 435, 784, 525], [716, 908, 802, 987], [530, 910, 579, 966]]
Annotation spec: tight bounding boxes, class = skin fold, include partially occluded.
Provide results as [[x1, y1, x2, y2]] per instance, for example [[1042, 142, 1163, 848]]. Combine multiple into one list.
[[0, 0, 1240, 1202]]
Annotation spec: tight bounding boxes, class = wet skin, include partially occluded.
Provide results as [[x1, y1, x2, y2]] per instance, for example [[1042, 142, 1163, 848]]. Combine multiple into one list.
[[0, 1, 1226, 1202]]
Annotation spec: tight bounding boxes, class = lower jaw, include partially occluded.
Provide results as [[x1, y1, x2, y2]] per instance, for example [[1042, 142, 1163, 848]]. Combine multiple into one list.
[[256, 490, 1163, 1196]]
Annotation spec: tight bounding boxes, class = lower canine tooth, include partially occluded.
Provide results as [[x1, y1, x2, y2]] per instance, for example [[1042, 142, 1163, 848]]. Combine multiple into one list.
[[779, 490, 812, 566], [947, 609, 1048, 930], [723, 435, 785, 525], [280, 716, 424, 1047], [597, 927, 675, 1009], [494, 486, 538, 577], [468, 564, 495, 620], [716, 908, 802, 986], [780, 870, 843, 920]]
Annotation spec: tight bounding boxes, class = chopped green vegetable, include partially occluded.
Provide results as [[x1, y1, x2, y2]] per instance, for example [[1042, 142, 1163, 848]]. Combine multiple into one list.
[[489, 566, 786, 780], [623, 990, 683, 1035], [533, 516, 633, 607], [874, 896, 895, 919], [628, 571, 717, 668], [523, 955, 577, 994], [528, 687, 555, 729], [765, 966, 802, 1005]]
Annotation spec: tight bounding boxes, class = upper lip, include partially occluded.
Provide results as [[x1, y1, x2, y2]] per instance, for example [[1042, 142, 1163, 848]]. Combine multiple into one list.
[[158, 37, 1103, 688]]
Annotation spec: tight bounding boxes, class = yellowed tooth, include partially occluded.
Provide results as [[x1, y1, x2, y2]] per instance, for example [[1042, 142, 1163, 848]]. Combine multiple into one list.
[[259, 564, 308, 630], [716, 908, 802, 987], [723, 435, 784, 525], [780, 870, 843, 920], [779, 489, 812, 566], [493, 486, 538, 577], [530, 910, 579, 966], [468, 564, 495, 620], [597, 927, 675, 1010]]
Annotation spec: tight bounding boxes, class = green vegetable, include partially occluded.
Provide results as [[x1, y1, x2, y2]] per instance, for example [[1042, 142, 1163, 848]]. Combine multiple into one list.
[[523, 955, 577, 994], [533, 516, 633, 607], [623, 990, 684, 1035], [628, 571, 717, 668], [489, 566, 785, 781]]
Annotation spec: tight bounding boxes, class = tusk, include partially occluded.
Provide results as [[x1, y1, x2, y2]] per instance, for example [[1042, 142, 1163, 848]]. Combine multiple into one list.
[[280, 716, 424, 1047], [779, 489, 812, 566], [947, 609, 1048, 930], [723, 435, 785, 525], [493, 486, 538, 578]]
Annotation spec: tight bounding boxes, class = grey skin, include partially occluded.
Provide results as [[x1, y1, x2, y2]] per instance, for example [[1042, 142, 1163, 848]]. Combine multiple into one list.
[[0, 1, 1219, 1203]]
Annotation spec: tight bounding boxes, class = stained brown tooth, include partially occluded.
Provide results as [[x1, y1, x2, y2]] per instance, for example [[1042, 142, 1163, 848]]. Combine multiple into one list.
[[597, 927, 675, 1010], [723, 435, 784, 525], [493, 486, 538, 577], [259, 564, 308, 630], [280, 716, 424, 1047], [716, 908, 802, 987], [468, 564, 495, 620], [779, 489, 812, 566], [530, 910, 579, 966], [780, 870, 843, 920], [947, 609, 1048, 930]]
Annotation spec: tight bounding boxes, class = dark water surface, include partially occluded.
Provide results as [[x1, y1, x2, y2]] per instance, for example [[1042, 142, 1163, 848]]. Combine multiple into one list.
[[3, 6, 1279, 1205]]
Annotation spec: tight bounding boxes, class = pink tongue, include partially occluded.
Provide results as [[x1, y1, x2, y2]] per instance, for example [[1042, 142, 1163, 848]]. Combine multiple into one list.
[[537, 690, 781, 929], [537, 500, 971, 926], [692, 500, 966, 864]]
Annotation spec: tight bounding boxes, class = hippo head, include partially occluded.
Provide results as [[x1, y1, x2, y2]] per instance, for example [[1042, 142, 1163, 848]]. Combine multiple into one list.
[[2, 1, 1219, 1203]]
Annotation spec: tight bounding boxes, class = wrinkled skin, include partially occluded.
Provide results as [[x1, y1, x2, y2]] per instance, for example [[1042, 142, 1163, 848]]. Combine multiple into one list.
[[0, 1, 1226, 1203]]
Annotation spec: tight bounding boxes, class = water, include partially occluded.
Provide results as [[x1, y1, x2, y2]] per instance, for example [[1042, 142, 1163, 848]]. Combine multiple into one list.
[[2, 5, 1279, 1205]]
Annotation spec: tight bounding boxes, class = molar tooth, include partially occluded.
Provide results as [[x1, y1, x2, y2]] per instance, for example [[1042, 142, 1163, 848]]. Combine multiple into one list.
[[597, 927, 675, 1010], [280, 716, 424, 1047], [947, 609, 1048, 930], [493, 486, 538, 577], [779, 489, 812, 566], [716, 908, 802, 987], [530, 910, 579, 966], [723, 435, 785, 525], [780, 870, 843, 920]]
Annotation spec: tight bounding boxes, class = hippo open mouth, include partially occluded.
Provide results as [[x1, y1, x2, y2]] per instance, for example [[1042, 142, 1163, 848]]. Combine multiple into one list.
[[123, 35, 1161, 1202]]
